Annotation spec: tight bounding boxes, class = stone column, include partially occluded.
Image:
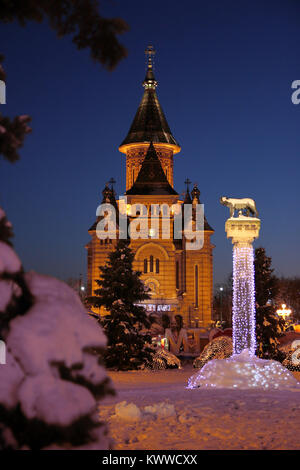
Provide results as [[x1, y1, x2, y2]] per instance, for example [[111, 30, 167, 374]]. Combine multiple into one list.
[[225, 217, 261, 355]]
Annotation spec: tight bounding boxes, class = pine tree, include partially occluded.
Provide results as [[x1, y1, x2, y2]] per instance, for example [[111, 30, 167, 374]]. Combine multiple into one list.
[[0, 208, 113, 449], [91, 239, 153, 370], [254, 247, 285, 360]]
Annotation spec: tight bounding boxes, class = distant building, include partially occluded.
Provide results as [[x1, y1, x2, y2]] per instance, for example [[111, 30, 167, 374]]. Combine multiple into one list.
[[86, 47, 214, 327]]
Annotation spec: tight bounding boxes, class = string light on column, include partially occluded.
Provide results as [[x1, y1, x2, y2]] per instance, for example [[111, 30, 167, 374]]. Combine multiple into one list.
[[232, 244, 256, 356]]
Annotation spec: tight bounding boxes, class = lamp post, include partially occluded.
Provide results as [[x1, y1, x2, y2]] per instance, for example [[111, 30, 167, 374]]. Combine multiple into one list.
[[276, 304, 292, 321]]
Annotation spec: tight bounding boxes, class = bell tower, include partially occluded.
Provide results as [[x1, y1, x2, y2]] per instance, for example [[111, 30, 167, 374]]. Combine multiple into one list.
[[119, 46, 181, 190]]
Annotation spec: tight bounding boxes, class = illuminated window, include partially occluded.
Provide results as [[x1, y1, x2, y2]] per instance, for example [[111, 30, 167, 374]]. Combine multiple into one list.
[[176, 261, 179, 289]]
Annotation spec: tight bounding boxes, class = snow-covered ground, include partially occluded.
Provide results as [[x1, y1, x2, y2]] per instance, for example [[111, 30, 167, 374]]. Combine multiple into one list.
[[99, 366, 300, 450]]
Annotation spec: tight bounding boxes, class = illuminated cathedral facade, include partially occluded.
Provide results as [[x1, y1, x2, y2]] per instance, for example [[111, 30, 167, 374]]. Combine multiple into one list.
[[86, 47, 214, 327]]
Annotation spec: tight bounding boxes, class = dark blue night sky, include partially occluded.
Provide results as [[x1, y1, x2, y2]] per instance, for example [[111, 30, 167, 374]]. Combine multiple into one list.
[[1, 0, 300, 285]]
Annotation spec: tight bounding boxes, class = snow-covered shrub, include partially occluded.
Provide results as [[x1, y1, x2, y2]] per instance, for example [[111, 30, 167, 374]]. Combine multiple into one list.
[[0, 208, 113, 449], [282, 342, 300, 372], [188, 349, 300, 390], [147, 348, 181, 370], [193, 336, 233, 369]]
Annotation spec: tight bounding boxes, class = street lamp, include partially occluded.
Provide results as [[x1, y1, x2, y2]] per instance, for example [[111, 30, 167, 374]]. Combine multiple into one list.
[[276, 304, 292, 321]]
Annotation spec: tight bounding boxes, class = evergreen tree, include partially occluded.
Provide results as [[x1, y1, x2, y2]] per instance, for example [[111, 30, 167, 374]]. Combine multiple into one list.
[[0, 208, 113, 449], [254, 247, 284, 360], [91, 239, 153, 370]]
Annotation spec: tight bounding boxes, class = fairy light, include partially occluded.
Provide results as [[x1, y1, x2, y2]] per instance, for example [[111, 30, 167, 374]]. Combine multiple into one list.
[[187, 351, 300, 390], [232, 244, 256, 356]]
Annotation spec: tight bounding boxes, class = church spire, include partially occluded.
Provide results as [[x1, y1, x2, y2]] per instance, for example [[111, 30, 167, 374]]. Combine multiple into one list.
[[183, 178, 192, 204], [119, 46, 180, 154], [142, 45, 157, 90]]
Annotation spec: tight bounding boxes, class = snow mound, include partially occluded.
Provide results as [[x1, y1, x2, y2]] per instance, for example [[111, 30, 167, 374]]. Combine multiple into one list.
[[187, 349, 300, 390], [114, 401, 142, 421], [144, 402, 175, 418], [113, 401, 176, 421]]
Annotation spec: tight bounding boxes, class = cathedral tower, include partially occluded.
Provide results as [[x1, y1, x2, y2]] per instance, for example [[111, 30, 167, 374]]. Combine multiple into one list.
[[87, 47, 214, 328], [119, 46, 180, 189]]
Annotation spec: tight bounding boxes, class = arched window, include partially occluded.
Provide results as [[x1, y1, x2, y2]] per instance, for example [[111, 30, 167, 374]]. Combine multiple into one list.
[[156, 258, 160, 274], [150, 255, 154, 272], [144, 258, 148, 274]]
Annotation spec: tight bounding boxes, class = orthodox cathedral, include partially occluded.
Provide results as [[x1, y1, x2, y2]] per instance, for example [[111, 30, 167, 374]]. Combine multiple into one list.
[[86, 47, 214, 327]]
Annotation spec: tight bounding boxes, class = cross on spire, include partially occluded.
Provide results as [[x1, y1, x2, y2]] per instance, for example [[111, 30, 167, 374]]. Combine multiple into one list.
[[143, 46, 157, 89], [109, 177, 116, 190], [184, 178, 191, 192], [145, 45, 155, 69]]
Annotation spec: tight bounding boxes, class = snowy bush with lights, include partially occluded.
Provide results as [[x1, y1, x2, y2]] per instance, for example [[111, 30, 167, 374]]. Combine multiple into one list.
[[282, 340, 300, 372], [188, 349, 300, 390], [0, 208, 113, 450], [148, 348, 181, 370], [193, 336, 232, 369]]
